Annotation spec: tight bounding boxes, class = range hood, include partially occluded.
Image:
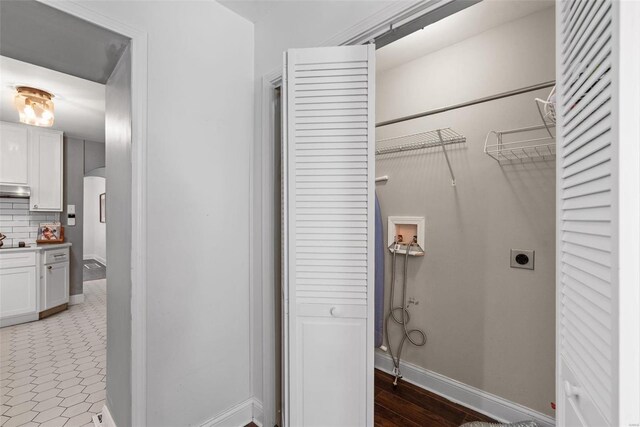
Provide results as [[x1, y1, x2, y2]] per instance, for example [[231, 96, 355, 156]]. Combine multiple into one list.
[[0, 185, 31, 198]]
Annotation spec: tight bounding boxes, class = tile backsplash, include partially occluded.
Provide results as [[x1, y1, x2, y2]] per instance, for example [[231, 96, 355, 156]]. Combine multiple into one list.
[[0, 197, 60, 246]]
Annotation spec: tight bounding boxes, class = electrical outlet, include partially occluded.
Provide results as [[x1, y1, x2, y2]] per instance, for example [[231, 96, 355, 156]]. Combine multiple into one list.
[[511, 249, 534, 270]]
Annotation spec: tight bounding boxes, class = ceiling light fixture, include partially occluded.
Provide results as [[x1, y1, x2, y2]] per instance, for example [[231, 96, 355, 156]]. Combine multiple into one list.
[[14, 86, 55, 127]]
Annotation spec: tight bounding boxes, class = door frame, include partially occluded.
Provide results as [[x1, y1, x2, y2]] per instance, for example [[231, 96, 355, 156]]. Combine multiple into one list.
[[37, 2, 149, 426], [255, 1, 471, 425]]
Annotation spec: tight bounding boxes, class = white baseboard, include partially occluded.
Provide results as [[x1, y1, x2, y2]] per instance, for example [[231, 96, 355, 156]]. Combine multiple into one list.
[[0, 312, 39, 328], [375, 351, 556, 427], [69, 293, 85, 305], [98, 404, 116, 427], [200, 398, 264, 427], [252, 399, 264, 426], [84, 254, 107, 266]]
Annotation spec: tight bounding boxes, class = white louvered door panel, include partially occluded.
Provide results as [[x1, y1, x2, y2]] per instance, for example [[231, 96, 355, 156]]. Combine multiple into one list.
[[283, 45, 375, 427], [557, 1, 640, 426]]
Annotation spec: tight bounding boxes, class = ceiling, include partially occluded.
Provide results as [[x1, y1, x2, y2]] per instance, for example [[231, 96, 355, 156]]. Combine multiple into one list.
[[0, 56, 106, 142], [377, 0, 554, 73], [218, 0, 281, 23], [0, 0, 129, 84]]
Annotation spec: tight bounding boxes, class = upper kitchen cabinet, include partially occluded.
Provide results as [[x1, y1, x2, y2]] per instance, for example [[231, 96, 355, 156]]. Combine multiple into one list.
[[28, 127, 63, 212], [0, 121, 29, 186]]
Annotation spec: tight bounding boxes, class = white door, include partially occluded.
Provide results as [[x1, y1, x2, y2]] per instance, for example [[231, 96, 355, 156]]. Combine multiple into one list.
[[556, 1, 640, 426], [0, 121, 29, 186], [29, 128, 63, 211], [43, 262, 69, 309], [283, 45, 375, 427]]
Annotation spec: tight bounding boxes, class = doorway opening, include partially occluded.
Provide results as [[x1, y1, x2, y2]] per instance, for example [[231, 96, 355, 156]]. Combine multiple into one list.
[[83, 172, 106, 282], [0, 1, 141, 425], [269, 1, 557, 426]]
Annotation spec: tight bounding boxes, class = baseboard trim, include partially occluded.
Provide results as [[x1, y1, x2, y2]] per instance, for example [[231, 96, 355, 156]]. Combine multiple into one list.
[[252, 399, 264, 426], [69, 293, 85, 305], [84, 254, 107, 266], [99, 404, 116, 427], [375, 351, 556, 427], [0, 312, 39, 328], [200, 398, 260, 427]]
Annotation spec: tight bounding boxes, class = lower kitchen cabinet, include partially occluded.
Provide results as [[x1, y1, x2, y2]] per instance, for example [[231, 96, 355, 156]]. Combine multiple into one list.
[[40, 246, 70, 317], [42, 258, 69, 310], [0, 252, 38, 327]]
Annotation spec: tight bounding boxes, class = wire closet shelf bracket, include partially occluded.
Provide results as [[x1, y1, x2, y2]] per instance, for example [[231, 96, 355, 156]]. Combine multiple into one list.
[[376, 127, 466, 186]]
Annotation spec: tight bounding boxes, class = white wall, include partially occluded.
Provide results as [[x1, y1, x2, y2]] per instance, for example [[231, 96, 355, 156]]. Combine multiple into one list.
[[56, 1, 255, 425], [83, 176, 106, 264], [376, 7, 556, 416], [104, 43, 132, 427]]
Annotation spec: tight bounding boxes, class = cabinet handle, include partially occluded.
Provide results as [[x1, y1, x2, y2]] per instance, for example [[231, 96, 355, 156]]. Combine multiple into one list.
[[47, 266, 52, 270], [330, 307, 338, 317], [34, 204, 38, 208]]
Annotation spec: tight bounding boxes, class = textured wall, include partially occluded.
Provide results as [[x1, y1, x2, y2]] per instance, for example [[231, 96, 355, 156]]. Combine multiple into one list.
[[78, 1, 255, 425], [376, 7, 556, 416], [84, 140, 105, 174], [62, 137, 85, 296], [61, 137, 105, 297]]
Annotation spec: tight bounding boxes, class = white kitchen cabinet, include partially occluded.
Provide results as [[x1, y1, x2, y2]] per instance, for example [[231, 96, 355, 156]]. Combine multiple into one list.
[[0, 251, 38, 327], [29, 127, 63, 212], [0, 121, 29, 186], [40, 246, 70, 313], [42, 261, 69, 309]]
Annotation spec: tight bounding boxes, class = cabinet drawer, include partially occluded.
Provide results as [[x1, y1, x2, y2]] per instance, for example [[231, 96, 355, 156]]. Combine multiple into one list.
[[0, 251, 36, 268], [44, 248, 69, 264]]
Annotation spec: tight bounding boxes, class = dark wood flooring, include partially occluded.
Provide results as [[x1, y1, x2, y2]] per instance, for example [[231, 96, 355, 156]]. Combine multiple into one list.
[[246, 369, 497, 427], [375, 369, 497, 426]]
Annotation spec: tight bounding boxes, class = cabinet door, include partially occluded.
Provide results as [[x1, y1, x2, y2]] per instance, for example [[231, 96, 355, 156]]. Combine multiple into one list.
[[283, 45, 375, 426], [0, 266, 37, 318], [556, 0, 640, 425], [0, 121, 29, 186], [29, 128, 63, 211], [43, 262, 69, 309]]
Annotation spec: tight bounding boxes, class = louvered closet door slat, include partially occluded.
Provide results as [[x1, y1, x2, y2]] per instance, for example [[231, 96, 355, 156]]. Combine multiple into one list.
[[557, 1, 619, 426], [284, 45, 374, 427]]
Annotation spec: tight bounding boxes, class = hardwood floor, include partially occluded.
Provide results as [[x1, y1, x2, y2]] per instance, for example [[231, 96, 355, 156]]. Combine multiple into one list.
[[246, 370, 497, 427], [375, 369, 497, 426]]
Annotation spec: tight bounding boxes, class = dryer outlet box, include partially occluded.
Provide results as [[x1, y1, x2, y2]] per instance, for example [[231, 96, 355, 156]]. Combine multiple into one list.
[[511, 249, 535, 270]]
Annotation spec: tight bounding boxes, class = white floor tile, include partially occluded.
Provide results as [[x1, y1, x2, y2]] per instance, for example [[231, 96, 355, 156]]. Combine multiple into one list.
[[0, 280, 106, 426]]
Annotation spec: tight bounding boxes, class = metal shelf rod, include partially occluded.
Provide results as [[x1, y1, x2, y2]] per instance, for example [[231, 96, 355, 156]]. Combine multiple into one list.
[[376, 80, 556, 128]]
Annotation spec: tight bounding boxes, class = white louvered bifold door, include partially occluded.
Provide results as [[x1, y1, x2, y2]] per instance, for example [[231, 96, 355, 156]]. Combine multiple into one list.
[[283, 45, 375, 427], [556, 1, 640, 426]]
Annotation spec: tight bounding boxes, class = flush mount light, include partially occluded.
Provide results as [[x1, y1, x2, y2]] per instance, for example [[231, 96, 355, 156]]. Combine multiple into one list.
[[14, 86, 55, 127]]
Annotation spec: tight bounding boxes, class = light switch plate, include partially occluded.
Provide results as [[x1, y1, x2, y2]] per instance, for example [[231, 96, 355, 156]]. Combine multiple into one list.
[[67, 204, 76, 214], [511, 249, 534, 270], [67, 217, 76, 226]]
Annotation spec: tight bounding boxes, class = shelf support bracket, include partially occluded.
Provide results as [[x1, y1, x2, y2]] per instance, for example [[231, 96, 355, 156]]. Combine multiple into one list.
[[437, 130, 456, 186]]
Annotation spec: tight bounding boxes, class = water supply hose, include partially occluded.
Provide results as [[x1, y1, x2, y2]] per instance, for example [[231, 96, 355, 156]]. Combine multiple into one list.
[[384, 241, 427, 386]]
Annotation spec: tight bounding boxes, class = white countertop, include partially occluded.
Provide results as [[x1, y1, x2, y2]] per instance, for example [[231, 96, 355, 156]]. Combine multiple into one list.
[[0, 242, 72, 253]]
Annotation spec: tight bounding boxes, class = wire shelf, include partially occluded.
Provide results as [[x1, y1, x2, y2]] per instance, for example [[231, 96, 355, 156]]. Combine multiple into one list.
[[376, 127, 466, 186], [484, 123, 556, 163], [376, 127, 466, 155]]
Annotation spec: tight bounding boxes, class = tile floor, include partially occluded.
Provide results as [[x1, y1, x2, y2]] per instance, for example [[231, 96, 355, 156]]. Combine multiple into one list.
[[1, 280, 106, 427]]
